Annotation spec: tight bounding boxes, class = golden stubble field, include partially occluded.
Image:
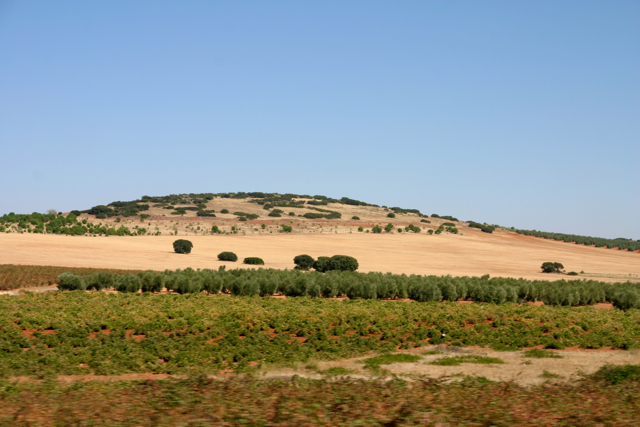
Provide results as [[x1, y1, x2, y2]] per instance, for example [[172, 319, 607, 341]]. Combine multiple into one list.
[[2, 231, 639, 282]]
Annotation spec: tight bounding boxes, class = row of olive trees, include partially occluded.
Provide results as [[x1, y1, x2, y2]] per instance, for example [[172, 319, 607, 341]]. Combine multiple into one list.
[[57, 268, 640, 310]]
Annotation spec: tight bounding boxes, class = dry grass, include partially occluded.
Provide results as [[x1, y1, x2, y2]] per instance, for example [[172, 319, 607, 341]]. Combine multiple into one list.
[[1, 231, 638, 283]]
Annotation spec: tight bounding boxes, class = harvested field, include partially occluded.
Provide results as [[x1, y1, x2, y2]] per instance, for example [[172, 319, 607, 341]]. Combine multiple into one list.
[[1, 232, 638, 282]]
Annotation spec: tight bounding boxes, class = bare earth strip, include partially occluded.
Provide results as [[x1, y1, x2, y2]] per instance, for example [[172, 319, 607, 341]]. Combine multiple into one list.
[[1, 232, 638, 282]]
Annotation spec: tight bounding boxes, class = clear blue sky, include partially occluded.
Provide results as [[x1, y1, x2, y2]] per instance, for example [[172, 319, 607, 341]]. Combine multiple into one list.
[[1, 1, 638, 239]]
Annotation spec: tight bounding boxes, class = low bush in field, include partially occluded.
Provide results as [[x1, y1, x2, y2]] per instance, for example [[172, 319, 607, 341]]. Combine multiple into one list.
[[281, 225, 292, 232], [352, 216, 360, 220], [268, 211, 282, 217], [420, 219, 431, 223], [220, 209, 229, 214], [243, 257, 265, 265], [358, 226, 363, 232], [212, 225, 221, 234], [57, 272, 86, 291], [384, 223, 394, 232], [173, 239, 193, 254], [595, 365, 640, 384], [218, 252, 238, 262], [372, 225, 382, 233], [115, 274, 142, 293], [387, 213, 396, 218]]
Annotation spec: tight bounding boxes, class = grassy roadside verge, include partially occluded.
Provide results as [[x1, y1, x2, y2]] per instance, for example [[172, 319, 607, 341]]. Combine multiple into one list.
[[0, 374, 638, 426], [1, 292, 638, 378]]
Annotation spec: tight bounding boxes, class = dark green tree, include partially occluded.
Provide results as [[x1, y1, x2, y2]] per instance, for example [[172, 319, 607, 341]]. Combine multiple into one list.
[[541, 262, 564, 273], [218, 251, 238, 262], [294, 254, 315, 270], [173, 239, 193, 254]]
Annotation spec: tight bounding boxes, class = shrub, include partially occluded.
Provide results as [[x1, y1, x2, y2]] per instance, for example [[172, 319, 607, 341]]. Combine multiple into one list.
[[218, 252, 238, 262], [372, 225, 382, 233], [57, 272, 85, 291], [173, 239, 193, 254], [268, 211, 282, 217], [261, 224, 266, 229], [387, 213, 396, 218], [397, 228, 402, 233], [85, 271, 115, 291], [442, 222, 456, 227], [212, 225, 221, 234], [140, 272, 164, 293], [427, 229, 434, 235], [541, 262, 564, 273], [420, 219, 431, 223], [243, 257, 264, 265], [281, 225, 292, 232], [294, 254, 315, 270], [289, 212, 295, 216], [407, 224, 421, 233], [567, 271, 579, 276], [352, 216, 360, 220], [115, 274, 141, 293], [595, 365, 640, 384], [384, 223, 394, 233], [303, 213, 324, 219], [468, 221, 495, 233], [358, 226, 363, 232], [611, 289, 640, 310]]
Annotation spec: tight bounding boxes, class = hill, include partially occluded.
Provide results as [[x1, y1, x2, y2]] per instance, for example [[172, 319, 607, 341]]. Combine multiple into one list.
[[2, 192, 638, 252], [0, 192, 639, 283]]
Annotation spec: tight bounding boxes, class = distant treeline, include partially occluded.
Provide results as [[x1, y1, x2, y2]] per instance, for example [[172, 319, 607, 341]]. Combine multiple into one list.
[[58, 268, 640, 310], [514, 229, 640, 252]]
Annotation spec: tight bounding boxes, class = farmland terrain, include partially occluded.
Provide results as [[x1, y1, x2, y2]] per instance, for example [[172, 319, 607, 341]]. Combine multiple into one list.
[[1, 192, 639, 425], [1, 192, 638, 282]]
